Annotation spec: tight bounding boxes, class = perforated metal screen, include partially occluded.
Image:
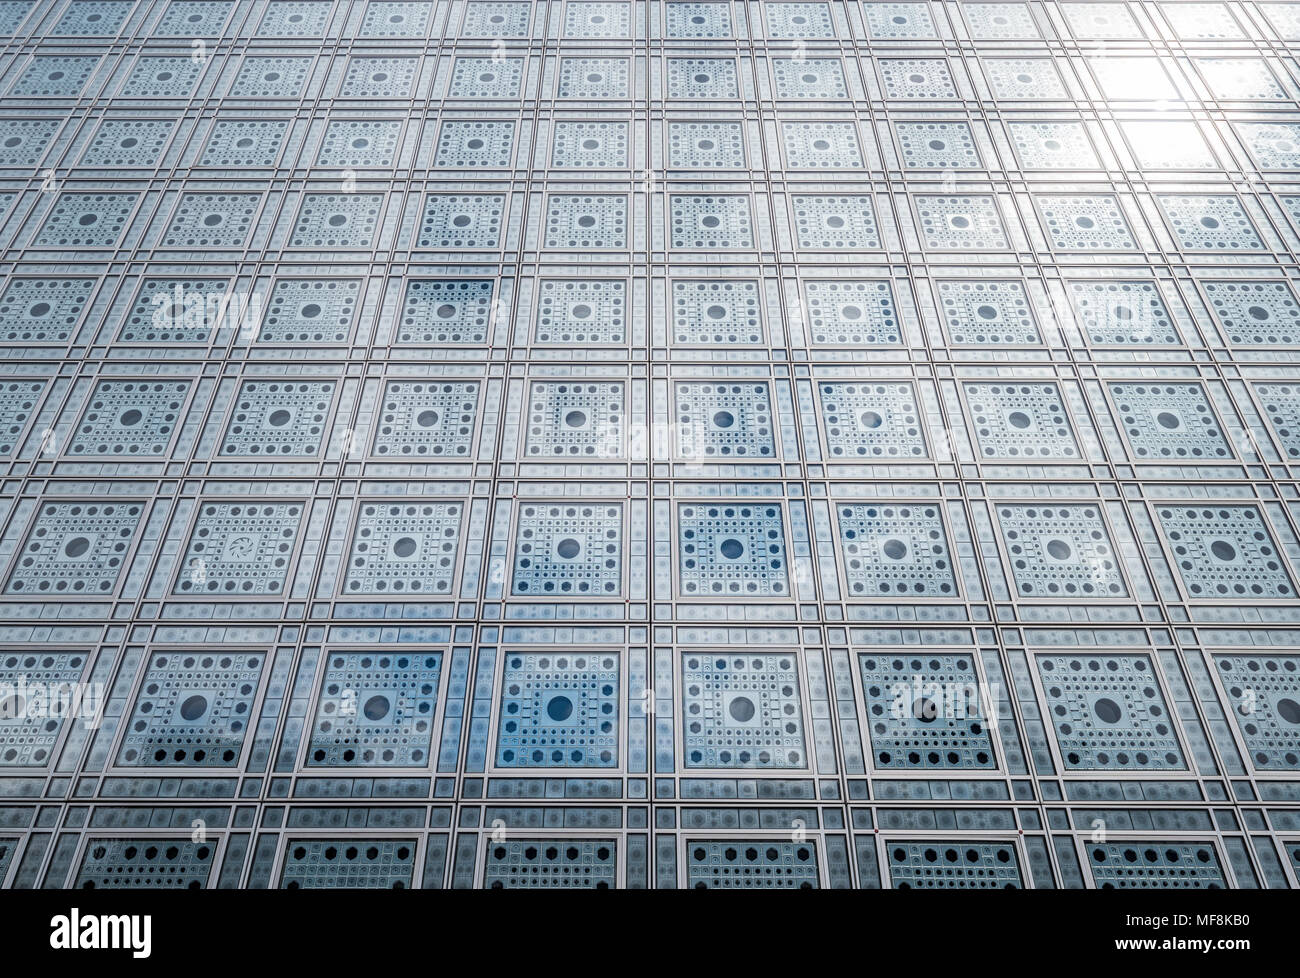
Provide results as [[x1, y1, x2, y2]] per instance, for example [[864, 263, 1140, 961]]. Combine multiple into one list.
[[0, 0, 1298, 890]]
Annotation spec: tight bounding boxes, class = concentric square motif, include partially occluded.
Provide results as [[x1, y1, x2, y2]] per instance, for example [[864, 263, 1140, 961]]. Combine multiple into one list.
[[511, 503, 623, 597], [681, 652, 807, 768], [678, 503, 789, 597], [496, 651, 619, 766]]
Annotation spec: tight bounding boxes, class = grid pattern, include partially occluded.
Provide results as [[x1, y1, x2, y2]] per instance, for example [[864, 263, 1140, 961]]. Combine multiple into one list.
[[2, 0, 1300, 891]]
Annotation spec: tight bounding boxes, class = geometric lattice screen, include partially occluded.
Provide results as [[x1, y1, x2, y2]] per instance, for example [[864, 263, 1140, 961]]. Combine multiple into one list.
[[0, 0, 1298, 892]]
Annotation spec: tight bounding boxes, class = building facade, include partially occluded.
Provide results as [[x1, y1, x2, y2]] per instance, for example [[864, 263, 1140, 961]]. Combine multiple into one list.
[[0, 0, 1298, 888]]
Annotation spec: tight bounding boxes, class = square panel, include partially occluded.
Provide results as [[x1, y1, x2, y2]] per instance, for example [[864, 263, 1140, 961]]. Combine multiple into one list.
[[433, 120, 514, 168], [1156, 195, 1263, 251], [1280, 197, 1300, 239], [0, 277, 95, 343], [260, 279, 359, 344], [1120, 121, 1215, 170], [117, 651, 266, 767], [536, 279, 627, 344], [173, 501, 304, 596], [156, 0, 233, 35], [257, 1, 331, 36], [162, 192, 260, 249], [372, 381, 478, 459], [564, 1, 630, 37], [483, 840, 616, 888], [790, 195, 880, 249], [462, 1, 531, 36], [200, 120, 287, 167], [551, 121, 629, 168], [1262, 3, 1300, 38], [230, 57, 310, 98], [994, 503, 1128, 598], [1255, 382, 1300, 460], [983, 58, 1066, 99], [495, 650, 619, 766], [10, 56, 99, 97], [398, 279, 495, 343], [1107, 382, 1233, 461], [667, 121, 745, 168], [1034, 194, 1136, 251], [677, 502, 790, 597], [544, 193, 627, 249], [449, 57, 524, 98], [1198, 58, 1286, 100], [895, 121, 980, 169], [288, 193, 382, 249], [557, 57, 630, 98], [1235, 121, 1300, 170], [68, 379, 190, 457], [1067, 281, 1181, 346], [781, 121, 863, 169], [936, 280, 1040, 345], [418, 194, 505, 249], [511, 503, 622, 597], [360, 1, 432, 37], [961, 3, 1039, 39], [524, 381, 624, 458], [280, 840, 417, 888], [963, 382, 1080, 460], [1162, 2, 1243, 39], [307, 650, 443, 765], [666, 2, 731, 37], [1008, 122, 1098, 170], [0, 119, 60, 166], [342, 56, 418, 98], [886, 842, 1022, 889], [671, 280, 761, 345], [878, 59, 956, 99], [805, 280, 900, 345], [667, 58, 739, 98], [772, 57, 847, 98], [5, 500, 143, 596], [864, 2, 937, 38], [685, 841, 819, 888], [342, 502, 463, 596], [80, 119, 173, 167], [0, 381, 43, 454], [836, 502, 957, 598], [35, 193, 137, 248], [668, 194, 754, 249], [0, 0, 30, 34], [819, 381, 926, 460], [764, 2, 834, 38], [681, 651, 807, 768], [1086, 842, 1226, 889], [75, 839, 214, 889], [674, 382, 775, 459], [218, 380, 335, 457], [1202, 281, 1300, 346], [52, 0, 132, 34], [1155, 504, 1296, 600], [1035, 652, 1184, 770], [1063, 2, 1143, 38], [119, 57, 201, 98], [915, 195, 1008, 250], [0, 651, 88, 766], [317, 120, 402, 167], [118, 277, 228, 344], [858, 652, 995, 769], [1212, 654, 1300, 771]]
